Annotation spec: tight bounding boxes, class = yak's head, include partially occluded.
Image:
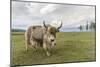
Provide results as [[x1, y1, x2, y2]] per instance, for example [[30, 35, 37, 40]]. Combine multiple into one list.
[[43, 20, 62, 47]]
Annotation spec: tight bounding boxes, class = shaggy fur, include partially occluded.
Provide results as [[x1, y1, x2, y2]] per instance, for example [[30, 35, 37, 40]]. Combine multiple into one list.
[[25, 22, 62, 56]]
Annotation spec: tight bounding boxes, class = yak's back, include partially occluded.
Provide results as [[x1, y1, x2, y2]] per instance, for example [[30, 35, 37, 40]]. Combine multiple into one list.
[[31, 26, 44, 40]]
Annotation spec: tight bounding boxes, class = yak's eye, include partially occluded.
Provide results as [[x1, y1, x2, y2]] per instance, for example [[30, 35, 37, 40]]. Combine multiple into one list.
[[50, 32, 53, 34], [50, 32, 55, 35]]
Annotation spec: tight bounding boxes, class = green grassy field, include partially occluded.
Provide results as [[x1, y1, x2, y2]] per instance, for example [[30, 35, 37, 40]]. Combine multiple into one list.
[[11, 32, 96, 66]]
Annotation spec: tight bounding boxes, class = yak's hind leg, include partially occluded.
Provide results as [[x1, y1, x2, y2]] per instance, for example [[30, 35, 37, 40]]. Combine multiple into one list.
[[30, 35, 39, 52], [25, 40, 29, 52], [25, 34, 37, 52], [25, 32, 28, 52], [25, 32, 30, 52], [31, 40, 38, 49]]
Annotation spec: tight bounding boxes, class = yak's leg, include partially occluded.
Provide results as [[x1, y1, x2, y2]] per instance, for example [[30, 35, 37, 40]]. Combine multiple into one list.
[[43, 43, 51, 56], [25, 31, 32, 52], [31, 41, 39, 52], [25, 32, 29, 52], [25, 38, 32, 52], [30, 35, 38, 49], [25, 40, 28, 51], [31, 40, 37, 49], [25, 40, 29, 52]]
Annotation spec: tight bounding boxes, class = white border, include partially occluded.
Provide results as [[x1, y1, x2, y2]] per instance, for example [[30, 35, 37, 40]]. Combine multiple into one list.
[[0, 0, 10, 67], [0, 0, 99, 67]]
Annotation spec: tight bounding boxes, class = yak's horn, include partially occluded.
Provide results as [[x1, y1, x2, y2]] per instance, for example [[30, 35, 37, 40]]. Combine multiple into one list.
[[43, 20, 47, 28], [57, 21, 62, 29]]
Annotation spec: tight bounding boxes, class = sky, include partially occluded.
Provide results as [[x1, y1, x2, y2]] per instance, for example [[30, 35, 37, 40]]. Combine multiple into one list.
[[11, 1, 95, 31]]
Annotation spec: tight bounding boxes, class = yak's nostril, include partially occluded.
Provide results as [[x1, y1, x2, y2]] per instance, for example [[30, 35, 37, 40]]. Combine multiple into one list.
[[51, 39, 54, 42]]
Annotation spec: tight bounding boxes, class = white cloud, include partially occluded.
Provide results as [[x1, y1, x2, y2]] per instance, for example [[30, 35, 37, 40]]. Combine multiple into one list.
[[12, 1, 95, 31], [50, 20, 62, 28], [26, 3, 41, 15], [40, 4, 59, 14]]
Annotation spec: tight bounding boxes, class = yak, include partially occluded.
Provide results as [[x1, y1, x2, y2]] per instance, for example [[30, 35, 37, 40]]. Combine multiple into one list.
[[25, 20, 62, 56]]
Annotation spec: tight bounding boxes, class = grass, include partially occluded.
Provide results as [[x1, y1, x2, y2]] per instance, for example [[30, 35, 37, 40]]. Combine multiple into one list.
[[11, 32, 96, 66]]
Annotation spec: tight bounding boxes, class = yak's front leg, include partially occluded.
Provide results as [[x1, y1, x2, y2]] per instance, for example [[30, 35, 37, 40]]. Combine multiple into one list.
[[43, 43, 51, 56]]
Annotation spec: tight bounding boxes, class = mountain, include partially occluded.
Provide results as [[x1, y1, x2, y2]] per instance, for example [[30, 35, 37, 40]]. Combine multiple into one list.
[[12, 29, 26, 32]]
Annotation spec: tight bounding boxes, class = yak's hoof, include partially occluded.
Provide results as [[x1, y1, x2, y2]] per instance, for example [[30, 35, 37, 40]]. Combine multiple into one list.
[[47, 52, 51, 56], [26, 49, 28, 52]]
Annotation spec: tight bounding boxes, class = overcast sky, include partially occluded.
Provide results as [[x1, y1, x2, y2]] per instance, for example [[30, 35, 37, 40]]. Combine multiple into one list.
[[11, 1, 95, 31]]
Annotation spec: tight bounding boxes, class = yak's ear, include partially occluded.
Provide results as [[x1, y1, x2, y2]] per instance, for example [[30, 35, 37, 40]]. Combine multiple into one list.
[[43, 20, 47, 28]]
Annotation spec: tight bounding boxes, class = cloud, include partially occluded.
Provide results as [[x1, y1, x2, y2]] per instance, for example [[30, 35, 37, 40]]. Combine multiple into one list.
[[26, 3, 42, 15], [50, 20, 62, 29], [40, 4, 59, 14], [12, 1, 29, 16], [12, 1, 95, 31]]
